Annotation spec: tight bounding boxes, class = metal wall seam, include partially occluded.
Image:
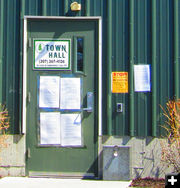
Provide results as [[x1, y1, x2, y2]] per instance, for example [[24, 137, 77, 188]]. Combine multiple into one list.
[[6, 0, 13, 132], [64, 0, 69, 16], [121, 0, 126, 135], [6, 0, 20, 133], [42, 0, 47, 16], [85, 0, 90, 16], [124, 0, 130, 136], [174, 0, 179, 99], [107, 0, 112, 135], [152, 0, 157, 136], [144, 0, 150, 136], [113, 0, 128, 135], [114, 0, 120, 135], [129, 0, 135, 136], [167, 1, 174, 99], [0, 0, 4, 103], [43, 0, 62, 16], [12, 0, 20, 133], [115, 0, 122, 135], [159, 0, 165, 136], [137, 1, 146, 136]]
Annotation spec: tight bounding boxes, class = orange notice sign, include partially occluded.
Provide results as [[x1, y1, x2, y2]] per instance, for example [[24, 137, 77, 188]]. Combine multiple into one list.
[[112, 72, 128, 93]]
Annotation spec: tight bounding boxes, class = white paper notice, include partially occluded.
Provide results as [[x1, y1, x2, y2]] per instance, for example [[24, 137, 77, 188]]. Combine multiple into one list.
[[61, 114, 82, 146], [60, 78, 81, 109], [39, 76, 60, 108], [134, 65, 151, 92], [40, 112, 61, 145]]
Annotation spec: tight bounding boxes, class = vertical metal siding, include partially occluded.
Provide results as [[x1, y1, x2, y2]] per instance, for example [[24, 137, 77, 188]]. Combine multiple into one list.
[[0, 0, 20, 133], [107, 0, 112, 135], [0, 0, 4, 104], [6, 0, 21, 133], [112, 0, 129, 135], [134, 0, 152, 136], [157, 0, 174, 136], [174, 0, 180, 99], [152, 0, 157, 136], [0, 0, 179, 136], [129, 0, 135, 136]]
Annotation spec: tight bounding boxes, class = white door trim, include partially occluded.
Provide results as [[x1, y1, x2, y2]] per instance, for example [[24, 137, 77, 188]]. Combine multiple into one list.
[[22, 16, 102, 135]]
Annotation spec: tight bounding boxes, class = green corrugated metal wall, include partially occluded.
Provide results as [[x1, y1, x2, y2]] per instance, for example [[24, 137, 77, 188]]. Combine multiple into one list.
[[0, 0, 179, 136]]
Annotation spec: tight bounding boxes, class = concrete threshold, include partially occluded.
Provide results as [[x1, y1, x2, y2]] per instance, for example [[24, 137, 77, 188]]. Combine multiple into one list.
[[0, 177, 131, 188]]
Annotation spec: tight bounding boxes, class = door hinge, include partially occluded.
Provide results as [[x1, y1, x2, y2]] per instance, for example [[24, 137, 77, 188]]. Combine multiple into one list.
[[27, 92, 31, 103], [26, 148, 31, 159], [28, 38, 32, 48]]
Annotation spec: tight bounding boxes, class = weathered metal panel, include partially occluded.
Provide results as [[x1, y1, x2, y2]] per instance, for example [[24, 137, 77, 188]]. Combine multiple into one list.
[[156, 0, 175, 136], [0, 0, 179, 136], [103, 145, 131, 180]]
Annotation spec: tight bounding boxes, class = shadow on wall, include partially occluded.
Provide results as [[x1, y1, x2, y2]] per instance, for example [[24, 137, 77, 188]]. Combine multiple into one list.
[[13, 135, 24, 144], [134, 137, 172, 179]]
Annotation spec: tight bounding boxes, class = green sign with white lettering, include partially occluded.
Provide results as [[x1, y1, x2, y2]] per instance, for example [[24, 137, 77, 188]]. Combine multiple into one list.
[[33, 39, 71, 70]]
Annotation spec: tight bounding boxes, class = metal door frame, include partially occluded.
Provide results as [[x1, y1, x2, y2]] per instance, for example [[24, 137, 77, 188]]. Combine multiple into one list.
[[22, 16, 102, 176]]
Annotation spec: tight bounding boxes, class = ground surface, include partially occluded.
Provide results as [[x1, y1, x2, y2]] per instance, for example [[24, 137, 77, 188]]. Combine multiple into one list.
[[129, 177, 165, 187]]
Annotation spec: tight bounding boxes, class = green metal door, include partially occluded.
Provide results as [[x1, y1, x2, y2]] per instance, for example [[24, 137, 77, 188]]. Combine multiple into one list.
[[26, 18, 98, 178]]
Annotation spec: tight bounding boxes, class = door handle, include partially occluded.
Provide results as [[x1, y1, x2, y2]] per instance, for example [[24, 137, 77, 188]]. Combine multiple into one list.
[[83, 92, 93, 112]]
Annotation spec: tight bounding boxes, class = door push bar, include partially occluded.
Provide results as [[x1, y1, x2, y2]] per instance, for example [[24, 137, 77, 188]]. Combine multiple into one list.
[[83, 92, 93, 112]]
